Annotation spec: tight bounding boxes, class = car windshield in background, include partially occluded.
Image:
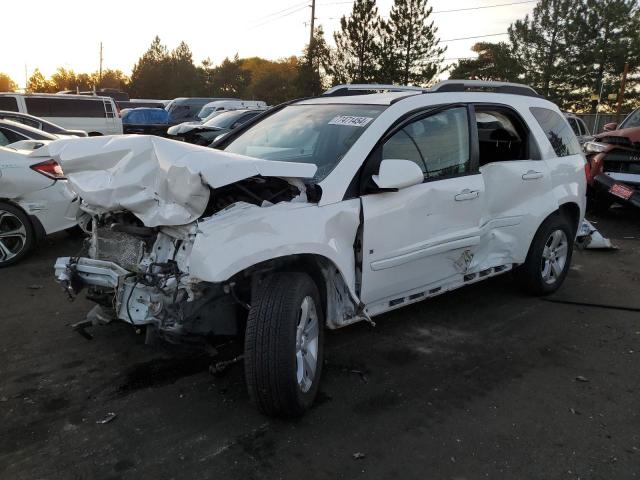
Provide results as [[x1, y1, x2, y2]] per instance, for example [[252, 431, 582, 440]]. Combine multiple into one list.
[[204, 110, 251, 129], [224, 104, 385, 181], [620, 109, 640, 130]]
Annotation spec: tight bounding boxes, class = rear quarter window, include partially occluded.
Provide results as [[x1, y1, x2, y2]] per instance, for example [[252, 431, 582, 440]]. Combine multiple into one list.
[[0, 96, 19, 112], [530, 107, 581, 157]]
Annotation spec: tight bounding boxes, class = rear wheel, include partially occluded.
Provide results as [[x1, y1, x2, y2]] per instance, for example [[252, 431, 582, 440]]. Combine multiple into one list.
[[517, 214, 574, 295], [244, 272, 324, 417], [0, 202, 35, 267]]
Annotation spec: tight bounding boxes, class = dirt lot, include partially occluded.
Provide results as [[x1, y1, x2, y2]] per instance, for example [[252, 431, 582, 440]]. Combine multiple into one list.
[[1, 208, 639, 480]]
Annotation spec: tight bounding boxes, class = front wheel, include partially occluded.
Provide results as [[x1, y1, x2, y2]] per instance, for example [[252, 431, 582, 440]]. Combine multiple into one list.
[[516, 214, 574, 295], [244, 272, 324, 417]]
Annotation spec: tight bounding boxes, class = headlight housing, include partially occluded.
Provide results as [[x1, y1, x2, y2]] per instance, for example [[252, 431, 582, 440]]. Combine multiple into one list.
[[583, 141, 608, 154]]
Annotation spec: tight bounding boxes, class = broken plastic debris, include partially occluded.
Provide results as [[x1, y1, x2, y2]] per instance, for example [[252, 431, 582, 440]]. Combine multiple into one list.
[[96, 412, 117, 424], [575, 376, 589, 382], [27, 284, 43, 290], [353, 452, 366, 460], [575, 220, 616, 250]]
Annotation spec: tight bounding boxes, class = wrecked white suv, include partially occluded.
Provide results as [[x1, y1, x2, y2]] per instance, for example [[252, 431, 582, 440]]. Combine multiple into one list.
[[53, 81, 586, 417]]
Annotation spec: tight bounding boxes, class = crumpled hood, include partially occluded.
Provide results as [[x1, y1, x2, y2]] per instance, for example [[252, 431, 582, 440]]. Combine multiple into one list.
[[167, 122, 201, 136], [37, 135, 316, 226]]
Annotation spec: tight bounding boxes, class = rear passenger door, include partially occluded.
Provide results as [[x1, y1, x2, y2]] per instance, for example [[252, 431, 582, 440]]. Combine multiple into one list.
[[472, 104, 556, 266]]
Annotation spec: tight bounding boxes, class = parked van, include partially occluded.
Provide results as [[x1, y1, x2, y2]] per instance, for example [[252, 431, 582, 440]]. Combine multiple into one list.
[[165, 97, 237, 124], [0, 93, 122, 136], [196, 100, 267, 121]]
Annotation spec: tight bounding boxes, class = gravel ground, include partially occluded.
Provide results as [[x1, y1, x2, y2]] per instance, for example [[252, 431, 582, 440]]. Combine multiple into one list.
[[1, 207, 639, 480]]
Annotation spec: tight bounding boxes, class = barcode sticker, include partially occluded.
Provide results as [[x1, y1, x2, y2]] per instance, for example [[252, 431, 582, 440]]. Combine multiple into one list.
[[328, 116, 374, 127]]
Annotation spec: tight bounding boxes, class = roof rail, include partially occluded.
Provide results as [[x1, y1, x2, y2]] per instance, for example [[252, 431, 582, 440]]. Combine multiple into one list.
[[323, 84, 427, 96], [430, 80, 540, 98]]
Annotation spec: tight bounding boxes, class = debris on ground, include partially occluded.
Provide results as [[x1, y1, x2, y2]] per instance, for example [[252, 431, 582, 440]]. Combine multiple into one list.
[[576, 220, 616, 250], [96, 412, 117, 424], [570, 408, 581, 415], [353, 452, 366, 460], [27, 284, 43, 290], [575, 375, 589, 382]]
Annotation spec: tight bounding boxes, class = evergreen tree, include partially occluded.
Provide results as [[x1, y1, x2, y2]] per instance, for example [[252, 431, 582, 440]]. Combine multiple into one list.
[[169, 41, 199, 97], [570, 0, 640, 112], [385, 0, 445, 85], [331, 0, 381, 83], [27, 69, 55, 93], [129, 36, 172, 98], [449, 42, 524, 82], [211, 55, 250, 97], [298, 26, 331, 96], [508, 0, 575, 105]]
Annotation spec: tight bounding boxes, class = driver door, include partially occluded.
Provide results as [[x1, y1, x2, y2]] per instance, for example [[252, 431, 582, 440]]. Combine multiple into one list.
[[359, 106, 485, 309]]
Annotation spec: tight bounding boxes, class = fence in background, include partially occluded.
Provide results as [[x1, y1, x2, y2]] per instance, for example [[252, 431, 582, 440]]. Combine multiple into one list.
[[574, 113, 630, 134]]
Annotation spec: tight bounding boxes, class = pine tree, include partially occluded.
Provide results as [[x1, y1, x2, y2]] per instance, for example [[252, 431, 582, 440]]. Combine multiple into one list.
[[508, 0, 575, 105], [298, 26, 331, 96], [385, 0, 445, 86], [449, 42, 524, 82], [570, 0, 640, 112], [331, 0, 381, 83], [129, 36, 172, 98]]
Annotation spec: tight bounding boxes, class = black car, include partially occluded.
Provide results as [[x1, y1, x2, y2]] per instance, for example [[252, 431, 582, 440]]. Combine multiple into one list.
[[0, 119, 60, 147], [168, 109, 266, 145], [0, 110, 87, 137]]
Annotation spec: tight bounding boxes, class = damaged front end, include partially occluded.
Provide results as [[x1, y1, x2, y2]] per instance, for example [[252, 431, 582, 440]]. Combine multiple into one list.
[[49, 135, 320, 344]]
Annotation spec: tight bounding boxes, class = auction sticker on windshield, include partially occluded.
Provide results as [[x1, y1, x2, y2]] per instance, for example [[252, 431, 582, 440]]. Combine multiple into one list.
[[328, 116, 374, 127]]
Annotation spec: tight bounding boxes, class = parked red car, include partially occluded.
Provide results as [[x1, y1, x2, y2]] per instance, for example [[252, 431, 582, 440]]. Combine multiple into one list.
[[584, 108, 640, 210]]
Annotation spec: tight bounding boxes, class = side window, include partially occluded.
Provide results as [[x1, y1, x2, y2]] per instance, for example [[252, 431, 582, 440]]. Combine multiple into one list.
[[25, 97, 106, 118], [382, 107, 470, 180], [577, 118, 589, 136], [530, 107, 582, 157], [567, 118, 580, 135], [0, 97, 19, 112], [475, 107, 531, 165], [0, 127, 27, 145]]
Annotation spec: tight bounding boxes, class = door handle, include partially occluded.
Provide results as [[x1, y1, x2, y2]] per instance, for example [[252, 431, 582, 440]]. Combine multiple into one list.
[[522, 170, 543, 180], [454, 189, 479, 201]]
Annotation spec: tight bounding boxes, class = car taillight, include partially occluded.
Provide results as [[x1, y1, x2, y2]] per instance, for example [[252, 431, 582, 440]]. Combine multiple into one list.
[[30, 159, 66, 180], [584, 159, 591, 183]]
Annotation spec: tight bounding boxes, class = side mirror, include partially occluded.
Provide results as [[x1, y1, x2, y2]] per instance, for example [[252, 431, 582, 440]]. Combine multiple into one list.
[[603, 122, 618, 132], [372, 159, 424, 190]]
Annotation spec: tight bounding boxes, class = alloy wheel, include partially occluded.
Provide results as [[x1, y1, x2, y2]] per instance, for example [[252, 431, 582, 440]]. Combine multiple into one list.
[[0, 210, 27, 264], [540, 229, 568, 285], [295, 296, 320, 393]]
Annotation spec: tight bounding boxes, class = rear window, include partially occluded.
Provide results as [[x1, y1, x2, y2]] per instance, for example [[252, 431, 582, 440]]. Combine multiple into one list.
[[530, 107, 581, 157], [25, 97, 106, 118], [0, 96, 19, 112]]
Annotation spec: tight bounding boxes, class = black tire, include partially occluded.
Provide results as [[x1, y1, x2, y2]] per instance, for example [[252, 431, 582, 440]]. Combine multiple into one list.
[[0, 201, 36, 267], [516, 213, 574, 295], [244, 272, 324, 417]]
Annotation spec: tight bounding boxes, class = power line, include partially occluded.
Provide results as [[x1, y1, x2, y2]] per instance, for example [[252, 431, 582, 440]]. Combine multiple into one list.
[[433, 0, 536, 14], [254, 1, 308, 22], [250, 4, 309, 29], [317, 0, 535, 13], [441, 32, 509, 42]]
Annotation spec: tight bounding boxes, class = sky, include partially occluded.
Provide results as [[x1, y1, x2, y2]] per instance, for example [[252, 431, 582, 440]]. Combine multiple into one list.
[[0, 0, 536, 89]]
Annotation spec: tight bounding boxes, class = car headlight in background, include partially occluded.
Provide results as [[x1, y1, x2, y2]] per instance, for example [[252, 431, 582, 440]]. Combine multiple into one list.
[[583, 141, 608, 154]]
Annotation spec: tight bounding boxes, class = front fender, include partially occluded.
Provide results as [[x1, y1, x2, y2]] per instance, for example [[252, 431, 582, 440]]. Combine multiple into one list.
[[188, 199, 361, 293]]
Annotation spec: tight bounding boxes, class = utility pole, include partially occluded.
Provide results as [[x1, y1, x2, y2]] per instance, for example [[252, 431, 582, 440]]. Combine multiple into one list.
[[309, 0, 316, 50], [98, 42, 103, 90], [615, 62, 629, 125]]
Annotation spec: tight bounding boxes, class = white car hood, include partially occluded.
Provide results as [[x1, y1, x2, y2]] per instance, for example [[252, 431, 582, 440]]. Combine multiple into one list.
[[37, 135, 317, 226]]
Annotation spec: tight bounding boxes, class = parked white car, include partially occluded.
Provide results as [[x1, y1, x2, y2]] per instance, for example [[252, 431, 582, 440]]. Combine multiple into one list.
[[0, 144, 79, 266], [0, 93, 122, 136], [196, 100, 267, 121], [53, 81, 586, 416]]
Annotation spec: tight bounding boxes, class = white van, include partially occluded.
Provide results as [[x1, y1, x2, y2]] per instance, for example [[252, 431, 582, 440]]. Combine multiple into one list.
[[196, 100, 267, 121], [0, 93, 122, 136]]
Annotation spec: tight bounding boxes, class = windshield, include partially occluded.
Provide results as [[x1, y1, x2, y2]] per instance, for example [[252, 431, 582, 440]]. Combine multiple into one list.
[[198, 107, 215, 120], [204, 110, 249, 129], [224, 104, 385, 181], [620, 109, 640, 130]]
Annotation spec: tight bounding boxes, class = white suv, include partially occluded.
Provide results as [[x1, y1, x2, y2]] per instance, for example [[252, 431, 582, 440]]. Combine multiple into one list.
[[52, 81, 586, 416]]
